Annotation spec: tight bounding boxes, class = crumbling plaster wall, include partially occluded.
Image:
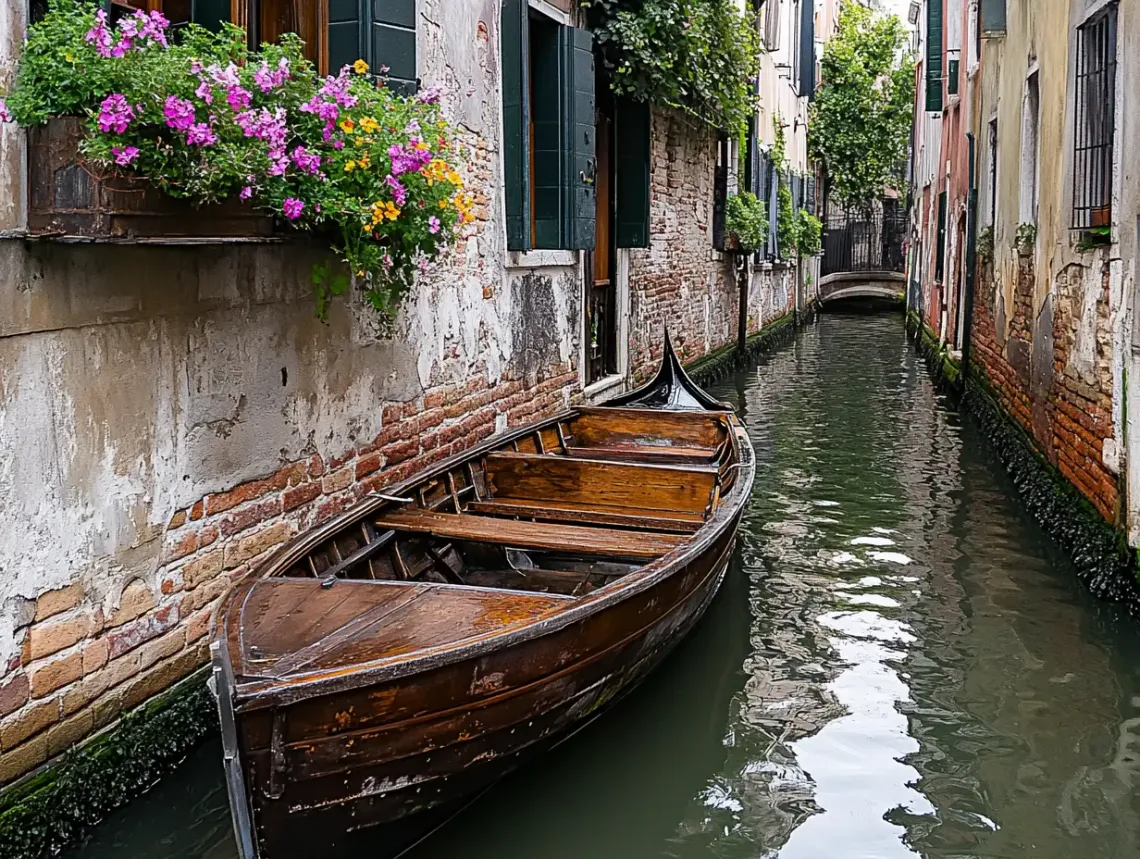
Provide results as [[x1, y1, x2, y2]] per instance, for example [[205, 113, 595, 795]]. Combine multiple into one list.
[[0, 0, 582, 773]]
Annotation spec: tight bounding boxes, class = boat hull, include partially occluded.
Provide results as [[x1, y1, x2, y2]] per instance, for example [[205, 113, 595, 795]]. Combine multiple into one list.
[[236, 514, 742, 857]]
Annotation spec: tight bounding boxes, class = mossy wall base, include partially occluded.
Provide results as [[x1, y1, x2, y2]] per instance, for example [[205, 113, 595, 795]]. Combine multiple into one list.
[[0, 672, 216, 859], [907, 311, 1140, 614]]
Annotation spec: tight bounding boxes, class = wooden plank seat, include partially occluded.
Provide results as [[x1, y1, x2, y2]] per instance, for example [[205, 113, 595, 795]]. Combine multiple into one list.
[[563, 444, 719, 465], [483, 451, 719, 516], [373, 509, 684, 561], [466, 498, 703, 533], [570, 407, 729, 450]]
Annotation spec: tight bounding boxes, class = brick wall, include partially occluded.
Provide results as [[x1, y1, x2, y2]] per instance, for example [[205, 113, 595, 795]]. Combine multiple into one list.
[[971, 253, 1119, 523], [0, 363, 576, 784]]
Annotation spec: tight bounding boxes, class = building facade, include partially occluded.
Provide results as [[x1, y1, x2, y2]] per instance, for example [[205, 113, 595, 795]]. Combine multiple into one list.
[[911, 0, 1140, 553], [0, 0, 828, 792]]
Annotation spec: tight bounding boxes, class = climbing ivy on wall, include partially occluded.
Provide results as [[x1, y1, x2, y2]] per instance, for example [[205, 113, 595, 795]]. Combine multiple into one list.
[[808, 4, 914, 207], [581, 0, 761, 133]]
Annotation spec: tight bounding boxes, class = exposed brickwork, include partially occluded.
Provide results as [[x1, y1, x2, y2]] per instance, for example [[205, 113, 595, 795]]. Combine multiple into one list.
[[971, 254, 1119, 523], [0, 363, 576, 785]]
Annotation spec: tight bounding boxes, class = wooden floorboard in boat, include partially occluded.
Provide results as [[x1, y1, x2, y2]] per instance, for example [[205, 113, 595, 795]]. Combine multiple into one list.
[[373, 509, 684, 559], [251, 582, 568, 679]]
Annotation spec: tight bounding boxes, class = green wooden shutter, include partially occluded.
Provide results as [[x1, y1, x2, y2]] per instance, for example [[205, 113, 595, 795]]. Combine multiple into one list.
[[501, 0, 531, 251], [328, 0, 365, 76], [371, 0, 417, 95], [189, 0, 228, 30], [560, 26, 596, 250], [799, 0, 815, 99], [531, 20, 562, 248], [615, 99, 650, 248], [981, 0, 1006, 33], [926, 0, 944, 112]]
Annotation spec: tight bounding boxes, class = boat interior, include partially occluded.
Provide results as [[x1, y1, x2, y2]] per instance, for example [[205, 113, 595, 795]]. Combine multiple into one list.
[[275, 407, 741, 600]]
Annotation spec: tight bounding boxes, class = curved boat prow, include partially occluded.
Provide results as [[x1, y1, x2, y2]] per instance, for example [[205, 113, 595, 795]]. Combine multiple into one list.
[[605, 330, 730, 412]]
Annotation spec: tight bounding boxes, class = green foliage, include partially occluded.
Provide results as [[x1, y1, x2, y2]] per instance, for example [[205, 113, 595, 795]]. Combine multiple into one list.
[[771, 113, 787, 172], [777, 183, 798, 259], [725, 191, 766, 252], [808, 4, 914, 206], [1076, 225, 1111, 252], [796, 209, 821, 256], [582, 0, 761, 133], [2, 0, 470, 318], [1016, 222, 1037, 252], [977, 224, 994, 263]]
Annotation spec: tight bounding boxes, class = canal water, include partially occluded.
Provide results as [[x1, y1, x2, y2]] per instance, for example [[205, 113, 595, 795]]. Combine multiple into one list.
[[69, 313, 1140, 859]]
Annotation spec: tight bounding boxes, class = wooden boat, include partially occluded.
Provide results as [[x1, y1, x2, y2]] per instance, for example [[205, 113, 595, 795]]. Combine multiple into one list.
[[208, 335, 755, 858]]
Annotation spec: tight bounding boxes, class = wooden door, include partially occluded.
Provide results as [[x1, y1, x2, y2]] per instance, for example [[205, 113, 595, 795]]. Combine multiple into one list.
[[586, 87, 617, 384]]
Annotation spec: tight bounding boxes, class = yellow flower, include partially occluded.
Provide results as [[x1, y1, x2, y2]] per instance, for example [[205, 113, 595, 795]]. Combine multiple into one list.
[[359, 152, 371, 169], [382, 202, 401, 221], [414, 140, 429, 151], [360, 117, 379, 133], [447, 171, 463, 187], [356, 136, 367, 147], [344, 161, 357, 173], [340, 118, 356, 133], [439, 198, 449, 209], [353, 59, 370, 75]]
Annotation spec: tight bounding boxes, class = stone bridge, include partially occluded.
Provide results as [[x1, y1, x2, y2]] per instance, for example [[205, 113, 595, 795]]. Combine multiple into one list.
[[818, 271, 907, 305]]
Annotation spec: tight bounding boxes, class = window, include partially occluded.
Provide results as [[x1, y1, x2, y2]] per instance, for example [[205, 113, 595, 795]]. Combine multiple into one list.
[[763, 0, 781, 52], [1019, 70, 1039, 225], [101, 1, 416, 83], [502, 1, 616, 253], [797, 0, 815, 98], [925, 0, 944, 112], [980, 0, 1006, 35], [1072, 4, 1118, 230]]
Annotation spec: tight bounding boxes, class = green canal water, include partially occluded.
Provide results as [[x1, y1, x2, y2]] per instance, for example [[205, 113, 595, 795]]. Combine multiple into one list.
[[69, 313, 1140, 858]]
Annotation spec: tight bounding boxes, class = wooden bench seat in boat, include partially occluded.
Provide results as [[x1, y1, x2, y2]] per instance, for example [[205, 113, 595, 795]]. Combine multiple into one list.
[[570, 407, 729, 449], [563, 443, 719, 465], [465, 497, 703, 532], [236, 579, 570, 682], [372, 509, 684, 560], [482, 451, 719, 516]]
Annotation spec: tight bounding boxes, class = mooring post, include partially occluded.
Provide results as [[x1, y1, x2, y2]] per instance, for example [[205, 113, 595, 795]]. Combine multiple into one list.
[[737, 258, 749, 354]]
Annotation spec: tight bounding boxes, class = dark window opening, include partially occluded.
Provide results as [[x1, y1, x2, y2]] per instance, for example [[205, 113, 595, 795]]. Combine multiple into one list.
[[1072, 3, 1117, 231], [987, 118, 998, 226]]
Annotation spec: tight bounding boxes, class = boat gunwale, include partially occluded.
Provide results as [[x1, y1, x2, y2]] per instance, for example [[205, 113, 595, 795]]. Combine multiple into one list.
[[211, 405, 755, 711]]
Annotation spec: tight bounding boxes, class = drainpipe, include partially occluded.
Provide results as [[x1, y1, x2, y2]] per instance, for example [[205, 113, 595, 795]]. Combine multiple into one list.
[[962, 132, 978, 385]]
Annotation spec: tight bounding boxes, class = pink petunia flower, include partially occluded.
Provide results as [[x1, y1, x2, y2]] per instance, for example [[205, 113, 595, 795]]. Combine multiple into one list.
[[111, 145, 139, 166], [283, 198, 304, 220], [185, 122, 217, 147], [0, 99, 12, 124], [239, 186, 253, 200], [163, 96, 195, 132], [416, 85, 442, 105], [97, 94, 135, 134], [428, 216, 441, 235]]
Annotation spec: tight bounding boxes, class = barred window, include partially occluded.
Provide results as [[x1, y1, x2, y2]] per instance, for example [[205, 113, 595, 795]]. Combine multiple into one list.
[[1071, 4, 1118, 230]]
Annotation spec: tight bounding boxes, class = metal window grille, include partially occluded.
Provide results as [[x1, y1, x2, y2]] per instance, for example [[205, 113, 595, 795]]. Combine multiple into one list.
[[1072, 4, 1118, 230]]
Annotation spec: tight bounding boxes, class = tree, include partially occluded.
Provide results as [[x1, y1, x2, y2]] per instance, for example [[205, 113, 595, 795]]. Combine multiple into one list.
[[808, 5, 915, 209]]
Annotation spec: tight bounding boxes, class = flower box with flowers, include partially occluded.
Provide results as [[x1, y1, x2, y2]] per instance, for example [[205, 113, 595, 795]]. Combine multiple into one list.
[[1, 0, 474, 316]]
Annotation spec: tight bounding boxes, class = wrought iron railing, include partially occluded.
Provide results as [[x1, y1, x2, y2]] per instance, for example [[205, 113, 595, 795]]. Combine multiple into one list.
[[821, 206, 907, 276]]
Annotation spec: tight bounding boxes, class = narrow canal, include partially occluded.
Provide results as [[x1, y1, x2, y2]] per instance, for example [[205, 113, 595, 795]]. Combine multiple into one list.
[[70, 313, 1140, 859]]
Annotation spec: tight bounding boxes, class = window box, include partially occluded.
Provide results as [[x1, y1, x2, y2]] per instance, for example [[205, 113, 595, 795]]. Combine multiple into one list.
[[26, 116, 276, 243], [1090, 205, 1111, 228]]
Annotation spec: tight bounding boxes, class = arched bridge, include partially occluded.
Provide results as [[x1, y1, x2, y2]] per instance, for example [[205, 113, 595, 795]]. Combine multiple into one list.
[[819, 207, 907, 306]]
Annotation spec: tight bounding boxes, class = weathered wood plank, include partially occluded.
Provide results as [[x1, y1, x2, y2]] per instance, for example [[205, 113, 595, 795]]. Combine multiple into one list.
[[373, 509, 683, 559], [484, 451, 718, 515], [467, 499, 702, 532], [570, 407, 728, 449]]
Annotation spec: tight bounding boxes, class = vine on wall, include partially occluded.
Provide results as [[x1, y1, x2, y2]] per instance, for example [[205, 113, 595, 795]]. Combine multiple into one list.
[[581, 0, 761, 133]]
